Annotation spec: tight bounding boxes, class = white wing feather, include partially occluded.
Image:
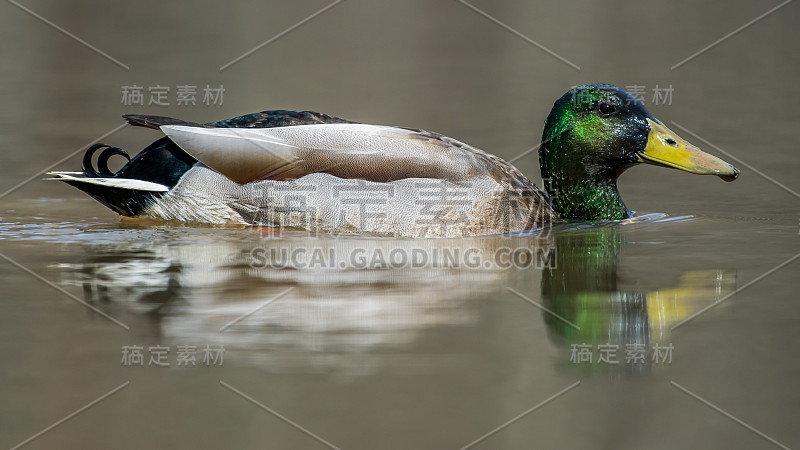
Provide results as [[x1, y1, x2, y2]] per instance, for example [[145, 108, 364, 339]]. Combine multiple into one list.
[[160, 124, 480, 185]]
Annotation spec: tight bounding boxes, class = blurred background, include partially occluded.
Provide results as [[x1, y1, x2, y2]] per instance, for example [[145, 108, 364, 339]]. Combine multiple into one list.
[[0, 0, 798, 449]]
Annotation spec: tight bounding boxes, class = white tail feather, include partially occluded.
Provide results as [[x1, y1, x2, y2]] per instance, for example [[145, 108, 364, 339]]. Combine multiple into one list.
[[46, 172, 169, 192]]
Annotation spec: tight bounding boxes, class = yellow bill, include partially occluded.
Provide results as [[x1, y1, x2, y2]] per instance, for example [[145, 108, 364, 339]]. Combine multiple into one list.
[[638, 119, 739, 182]]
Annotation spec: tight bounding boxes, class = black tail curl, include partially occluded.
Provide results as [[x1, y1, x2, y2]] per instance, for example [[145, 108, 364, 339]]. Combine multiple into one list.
[[82, 143, 131, 178], [74, 143, 160, 216]]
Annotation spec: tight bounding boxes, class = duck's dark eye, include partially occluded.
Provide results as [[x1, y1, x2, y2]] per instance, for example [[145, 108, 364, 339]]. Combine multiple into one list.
[[598, 101, 618, 116], [665, 138, 677, 146]]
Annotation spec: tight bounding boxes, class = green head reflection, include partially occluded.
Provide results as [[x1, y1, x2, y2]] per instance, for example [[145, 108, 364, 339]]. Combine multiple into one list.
[[540, 224, 735, 371]]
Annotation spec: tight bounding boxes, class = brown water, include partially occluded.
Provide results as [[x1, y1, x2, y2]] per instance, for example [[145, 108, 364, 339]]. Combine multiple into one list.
[[1, 1, 799, 449]]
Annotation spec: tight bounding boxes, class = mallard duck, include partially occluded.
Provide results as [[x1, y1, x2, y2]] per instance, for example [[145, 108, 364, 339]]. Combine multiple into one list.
[[50, 84, 738, 237]]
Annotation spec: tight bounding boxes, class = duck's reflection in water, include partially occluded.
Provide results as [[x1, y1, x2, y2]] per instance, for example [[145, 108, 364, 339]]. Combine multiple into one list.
[[60, 229, 553, 374], [541, 222, 735, 374], [57, 217, 734, 376]]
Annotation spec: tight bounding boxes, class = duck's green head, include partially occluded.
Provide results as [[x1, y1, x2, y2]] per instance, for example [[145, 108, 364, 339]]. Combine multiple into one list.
[[539, 84, 739, 221]]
